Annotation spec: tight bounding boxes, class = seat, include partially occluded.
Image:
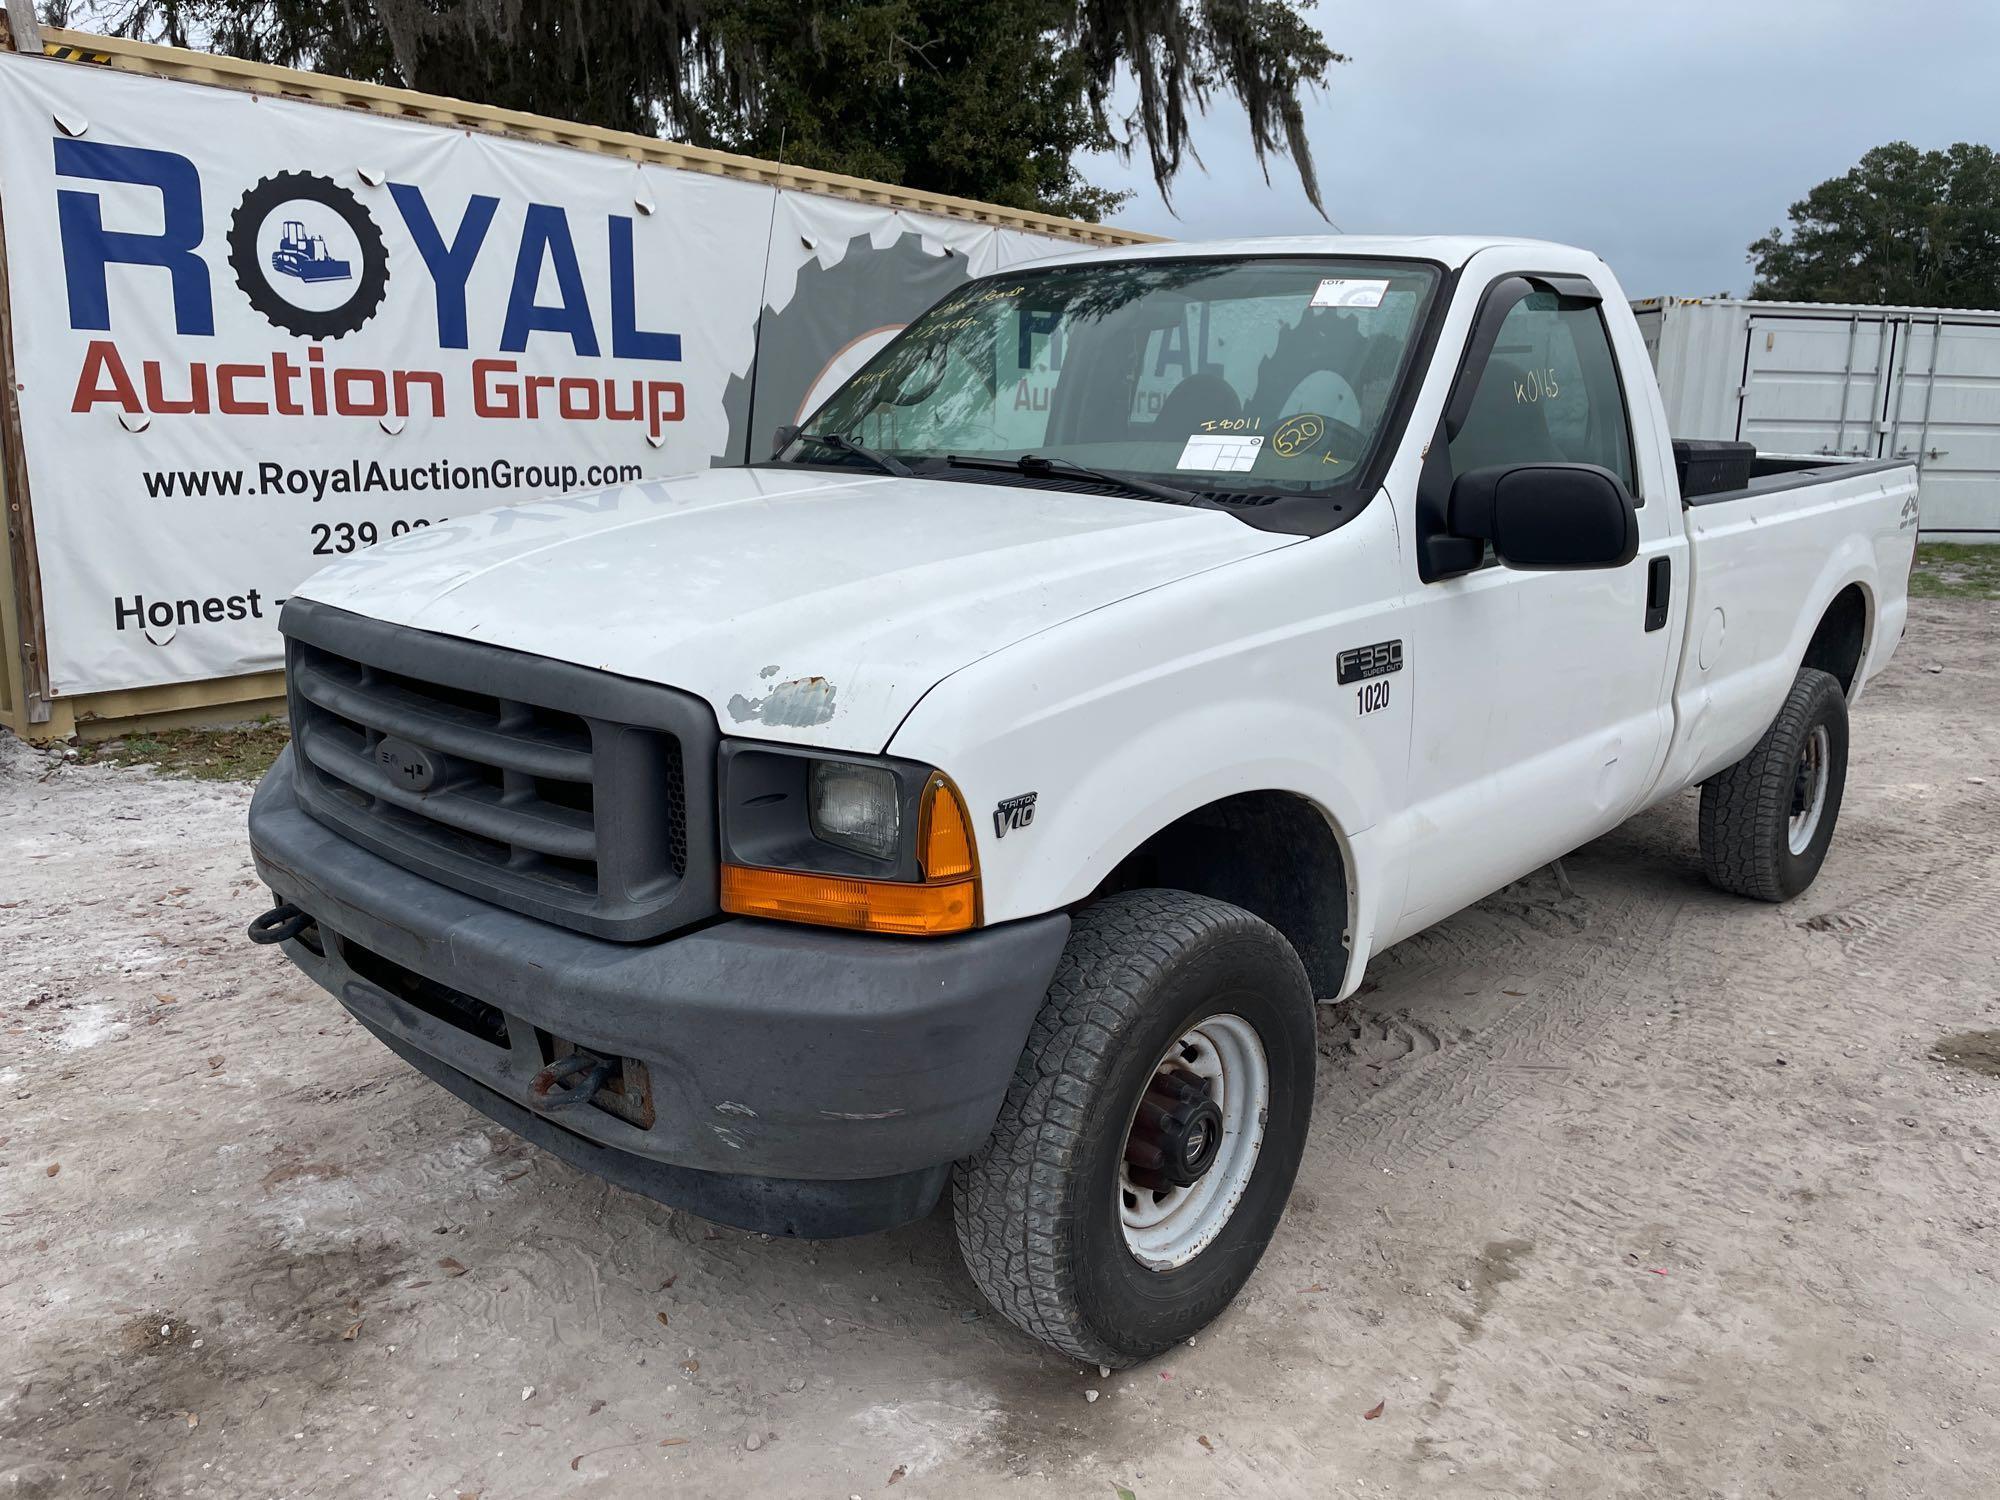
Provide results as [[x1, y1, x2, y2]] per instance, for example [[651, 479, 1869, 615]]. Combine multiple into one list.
[[1278, 370, 1361, 427], [1153, 372, 1241, 434]]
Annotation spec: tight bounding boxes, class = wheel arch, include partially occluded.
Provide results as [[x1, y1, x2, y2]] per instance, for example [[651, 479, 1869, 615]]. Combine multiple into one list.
[[1090, 787, 1357, 999], [1800, 580, 1873, 698], [1777, 525, 1881, 708]]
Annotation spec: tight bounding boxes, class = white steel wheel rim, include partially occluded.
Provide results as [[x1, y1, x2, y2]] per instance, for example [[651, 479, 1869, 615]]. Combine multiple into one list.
[[1118, 1013, 1270, 1271], [1789, 724, 1831, 855]]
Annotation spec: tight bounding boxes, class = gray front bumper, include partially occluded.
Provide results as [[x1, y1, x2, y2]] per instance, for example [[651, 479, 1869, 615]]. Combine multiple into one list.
[[248, 748, 1067, 1230]]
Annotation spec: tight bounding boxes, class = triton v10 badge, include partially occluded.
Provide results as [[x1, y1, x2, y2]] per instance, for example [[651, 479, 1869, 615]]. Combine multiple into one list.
[[993, 793, 1037, 839]]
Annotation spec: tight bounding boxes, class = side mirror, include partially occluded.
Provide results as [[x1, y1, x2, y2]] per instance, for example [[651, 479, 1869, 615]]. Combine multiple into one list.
[[1447, 462, 1638, 570], [771, 423, 801, 458]]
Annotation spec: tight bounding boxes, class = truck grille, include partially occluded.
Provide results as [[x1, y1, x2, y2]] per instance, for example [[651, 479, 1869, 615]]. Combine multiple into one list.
[[282, 599, 718, 941]]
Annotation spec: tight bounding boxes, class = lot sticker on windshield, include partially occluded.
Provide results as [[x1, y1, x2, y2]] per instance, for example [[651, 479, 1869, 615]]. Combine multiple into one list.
[[1271, 413, 1327, 457], [1310, 277, 1390, 309], [1177, 434, 1266, 472]]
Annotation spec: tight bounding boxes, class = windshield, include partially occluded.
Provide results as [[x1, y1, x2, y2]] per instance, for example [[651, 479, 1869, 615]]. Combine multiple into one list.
[[787, 257, 1440, 496]]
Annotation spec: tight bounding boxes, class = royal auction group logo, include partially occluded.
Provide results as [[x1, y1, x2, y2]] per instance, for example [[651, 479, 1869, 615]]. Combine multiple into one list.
[[51, 137, 688, 441], [225, 170, 390, 340]]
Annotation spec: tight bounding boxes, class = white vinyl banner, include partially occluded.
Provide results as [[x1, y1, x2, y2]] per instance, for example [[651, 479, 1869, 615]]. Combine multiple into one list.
[[0, 53, 1084, 696]]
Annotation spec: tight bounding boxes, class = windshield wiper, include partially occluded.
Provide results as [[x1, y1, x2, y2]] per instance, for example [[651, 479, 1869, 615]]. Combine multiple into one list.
[[945, 453, 1202, 506], [792, 431, 913, 477]]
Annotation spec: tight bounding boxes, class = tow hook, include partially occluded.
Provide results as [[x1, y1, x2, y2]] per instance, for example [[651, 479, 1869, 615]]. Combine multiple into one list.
[[247, 903, 314, 945], [531, 1051, 614, 1112]]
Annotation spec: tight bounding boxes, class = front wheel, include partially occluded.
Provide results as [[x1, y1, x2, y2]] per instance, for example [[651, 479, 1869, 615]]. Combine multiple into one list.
[[952, 889, 1315, 1366], [1699, 666, 1850, 902]]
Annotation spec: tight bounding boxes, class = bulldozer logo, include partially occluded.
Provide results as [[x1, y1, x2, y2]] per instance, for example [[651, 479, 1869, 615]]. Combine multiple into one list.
[[271, 220, 351, 285], [226, 171, 389, 341]]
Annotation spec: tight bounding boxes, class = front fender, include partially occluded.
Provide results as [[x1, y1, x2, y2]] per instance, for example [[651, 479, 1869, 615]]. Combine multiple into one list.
[[886, 521, 1407, 992], [981, 691, 1381, 913]]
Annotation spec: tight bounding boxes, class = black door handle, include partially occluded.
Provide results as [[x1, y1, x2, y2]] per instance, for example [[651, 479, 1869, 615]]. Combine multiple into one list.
[[1644, 556, 1671, 632]]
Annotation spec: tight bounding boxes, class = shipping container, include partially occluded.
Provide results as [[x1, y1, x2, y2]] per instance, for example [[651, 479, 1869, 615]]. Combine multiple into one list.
[[1633, 295, 2000, 540]]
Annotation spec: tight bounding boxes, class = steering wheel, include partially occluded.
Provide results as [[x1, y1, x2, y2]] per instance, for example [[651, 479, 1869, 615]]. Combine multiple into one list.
[[884, 342, 949, 408]]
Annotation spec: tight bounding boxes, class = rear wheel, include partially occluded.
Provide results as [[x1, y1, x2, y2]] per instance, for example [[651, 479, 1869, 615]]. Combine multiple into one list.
[[952, 889, 1315, 1366], [1699, 667, 1849, 902]]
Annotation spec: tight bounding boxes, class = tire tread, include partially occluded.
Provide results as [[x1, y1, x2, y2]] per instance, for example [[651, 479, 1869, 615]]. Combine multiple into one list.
[[1699, 667, 1846, 902], [952, 890, 1304, 1365]]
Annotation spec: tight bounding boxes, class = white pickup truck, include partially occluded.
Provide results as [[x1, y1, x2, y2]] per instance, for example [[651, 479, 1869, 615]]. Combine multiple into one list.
[[247, 235, 1917, 1366]]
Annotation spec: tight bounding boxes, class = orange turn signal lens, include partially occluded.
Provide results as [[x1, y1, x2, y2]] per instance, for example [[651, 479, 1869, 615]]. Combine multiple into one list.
[[721, 865, 978, 935], [721, 772, 982, 936], [917, 772, 978, 881]]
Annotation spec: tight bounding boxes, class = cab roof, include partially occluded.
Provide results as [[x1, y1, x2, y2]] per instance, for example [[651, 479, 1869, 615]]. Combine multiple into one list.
[[1013, 234, 1590, 273]]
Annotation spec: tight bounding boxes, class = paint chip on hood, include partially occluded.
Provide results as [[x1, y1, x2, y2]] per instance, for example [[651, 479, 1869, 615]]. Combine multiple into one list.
[[727, 676, 837, 728]]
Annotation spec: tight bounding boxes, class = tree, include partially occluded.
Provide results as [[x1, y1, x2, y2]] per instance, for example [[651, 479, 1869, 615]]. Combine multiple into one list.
[[52, 0, 1344, 222], [1749, 142, 2000, 308]]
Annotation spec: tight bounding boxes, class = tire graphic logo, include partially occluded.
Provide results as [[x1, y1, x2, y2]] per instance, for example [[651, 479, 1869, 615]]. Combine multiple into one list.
[[227, 171, 389, 340], [712, 231, 969, 465]]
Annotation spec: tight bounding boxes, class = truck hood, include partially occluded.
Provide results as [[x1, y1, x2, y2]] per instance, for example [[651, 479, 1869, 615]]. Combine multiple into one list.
[[291, 466, 1299, 749]]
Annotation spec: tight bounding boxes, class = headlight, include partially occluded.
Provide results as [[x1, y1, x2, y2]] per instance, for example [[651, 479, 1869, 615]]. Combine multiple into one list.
[[717, 744, 980, 935], [809, 760, 900, 861]]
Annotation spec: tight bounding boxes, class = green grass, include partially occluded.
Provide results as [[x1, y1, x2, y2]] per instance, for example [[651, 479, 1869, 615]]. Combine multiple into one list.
[[1910, 542, 2000, 600], [78, 718, 291, 782]]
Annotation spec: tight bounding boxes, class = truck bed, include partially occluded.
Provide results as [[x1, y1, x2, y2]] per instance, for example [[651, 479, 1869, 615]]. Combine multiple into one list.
[[1656, 451, 1918, 799], [1685, 452, 1917, 508]]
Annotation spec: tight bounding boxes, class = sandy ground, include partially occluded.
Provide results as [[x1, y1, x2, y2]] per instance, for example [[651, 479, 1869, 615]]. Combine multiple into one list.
[[2, 599, 1997, 1500]]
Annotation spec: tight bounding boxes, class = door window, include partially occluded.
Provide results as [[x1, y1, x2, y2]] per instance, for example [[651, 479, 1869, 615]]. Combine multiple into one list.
[[1448, 292, 1636, 493]]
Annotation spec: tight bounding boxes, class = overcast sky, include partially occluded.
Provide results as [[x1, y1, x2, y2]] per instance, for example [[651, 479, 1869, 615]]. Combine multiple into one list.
[[1081, 0, 2000, 297]]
